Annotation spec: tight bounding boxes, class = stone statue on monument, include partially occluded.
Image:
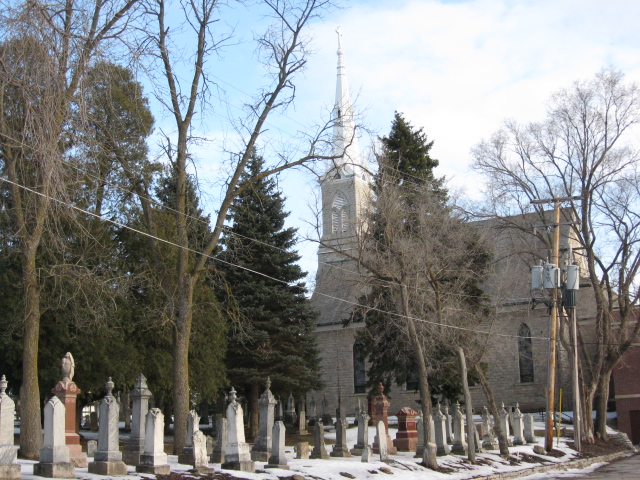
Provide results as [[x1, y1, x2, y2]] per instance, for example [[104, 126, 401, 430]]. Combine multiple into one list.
[[61, 352, 75, 382]]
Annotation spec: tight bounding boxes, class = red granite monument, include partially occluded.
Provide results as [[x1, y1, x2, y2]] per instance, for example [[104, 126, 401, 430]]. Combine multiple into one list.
[[393, 407, 418, 451], [372, 383, 397, 455], [52, 352, 87, 468]]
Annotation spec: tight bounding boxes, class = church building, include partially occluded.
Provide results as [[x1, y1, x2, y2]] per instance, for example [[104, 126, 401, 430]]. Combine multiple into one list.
[[309, 32, 593, 418]]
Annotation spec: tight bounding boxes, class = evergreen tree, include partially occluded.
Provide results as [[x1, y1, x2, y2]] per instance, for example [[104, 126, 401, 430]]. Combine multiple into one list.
[[378, 111, 442, 190], [217, 153, 322, 437], [355, 113, 488, 404], [356, 112, 451, 398]]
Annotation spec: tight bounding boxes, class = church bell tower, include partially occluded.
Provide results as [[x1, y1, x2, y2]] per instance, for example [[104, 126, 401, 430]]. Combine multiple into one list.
[[312, 28, 370, 327]]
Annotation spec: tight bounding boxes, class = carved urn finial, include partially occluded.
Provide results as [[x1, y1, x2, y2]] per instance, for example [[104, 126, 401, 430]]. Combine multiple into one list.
[[105, 377, 114, 396], [265, 377, 271, 391], [0, 375, 7, 396]]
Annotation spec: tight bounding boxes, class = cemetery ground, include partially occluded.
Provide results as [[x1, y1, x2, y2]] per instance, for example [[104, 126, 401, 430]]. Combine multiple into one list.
[[12, 415, 637, 480]]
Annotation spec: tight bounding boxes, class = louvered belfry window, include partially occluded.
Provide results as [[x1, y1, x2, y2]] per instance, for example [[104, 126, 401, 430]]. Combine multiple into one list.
[[332, 193, 349, 233]]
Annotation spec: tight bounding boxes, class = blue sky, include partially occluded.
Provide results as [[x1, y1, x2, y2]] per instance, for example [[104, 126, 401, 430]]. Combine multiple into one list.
[[145, 0, 640, 288]]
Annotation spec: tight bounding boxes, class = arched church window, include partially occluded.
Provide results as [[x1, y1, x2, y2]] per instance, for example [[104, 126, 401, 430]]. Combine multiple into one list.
[[518, 323, 534, 383], [353, 341, 367, 393], [332, 193, 349, 234]]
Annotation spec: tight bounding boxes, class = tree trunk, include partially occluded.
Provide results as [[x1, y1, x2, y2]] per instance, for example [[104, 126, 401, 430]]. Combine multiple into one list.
[[581, 385, 595, 443], [19, 242, 43, 459], [172, 274, 195, 453], [248, 381, 260, 440], [594, 368, 612, 440], [123, 392, 131, 430], [400, 284, 438, 470], [474, 365, 509, 457], [457, 347, 475, 463]]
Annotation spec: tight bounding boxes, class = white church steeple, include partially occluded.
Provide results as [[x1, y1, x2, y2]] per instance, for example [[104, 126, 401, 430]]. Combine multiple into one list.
[[329, 27, 365, 179], [315, 28, 371, 247]]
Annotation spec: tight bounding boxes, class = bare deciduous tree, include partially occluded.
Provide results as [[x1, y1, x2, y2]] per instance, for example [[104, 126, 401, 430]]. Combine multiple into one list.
[[472, 68, 640, 441], [136, 0, 340, 452], [0, 0, 141, 458], [334, 160, 495, 469]]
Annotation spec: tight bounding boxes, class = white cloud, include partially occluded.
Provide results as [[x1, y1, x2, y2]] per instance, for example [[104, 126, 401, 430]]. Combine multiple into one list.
[[283, 0, 640, 280], [145, 0, 640, 283], [299, 0, 640, 184]]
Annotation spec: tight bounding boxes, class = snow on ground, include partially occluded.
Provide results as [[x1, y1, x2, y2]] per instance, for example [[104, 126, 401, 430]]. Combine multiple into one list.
[[12, 414, 617, 480]]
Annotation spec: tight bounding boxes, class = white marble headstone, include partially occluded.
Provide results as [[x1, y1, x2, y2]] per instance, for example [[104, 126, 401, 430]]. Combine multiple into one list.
[[377, 421, 389, 462], [192, 430, 208, 468]]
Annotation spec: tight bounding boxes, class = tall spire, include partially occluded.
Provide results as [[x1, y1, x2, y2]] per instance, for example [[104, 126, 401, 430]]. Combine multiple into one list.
[[330, 27, 363, 178]]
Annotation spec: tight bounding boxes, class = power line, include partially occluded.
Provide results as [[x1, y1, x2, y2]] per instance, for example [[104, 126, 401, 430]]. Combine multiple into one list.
[[67, 161, 507, 304], [0, 176, 544, 341]]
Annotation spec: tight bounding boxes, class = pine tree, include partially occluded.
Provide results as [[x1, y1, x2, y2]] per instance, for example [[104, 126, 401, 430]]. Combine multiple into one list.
[[378, 111, 442, 189], [355, 112, 476, 402], [217, 153, 322, 437]]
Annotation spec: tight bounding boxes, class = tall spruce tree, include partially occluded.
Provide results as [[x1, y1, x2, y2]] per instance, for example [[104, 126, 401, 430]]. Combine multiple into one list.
[[356, 112, 449, 397], [379, 111, 440, 187], [217, 153, 322, 437]]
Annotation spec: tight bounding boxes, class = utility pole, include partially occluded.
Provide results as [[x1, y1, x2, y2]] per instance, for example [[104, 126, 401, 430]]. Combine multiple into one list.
[[530, 196, 580, 452], [564, 256, 581, 452]]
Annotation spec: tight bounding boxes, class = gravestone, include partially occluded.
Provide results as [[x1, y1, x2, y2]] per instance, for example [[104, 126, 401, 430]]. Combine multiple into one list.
[[88, 378, 127, 476], [415, 417, 424, 457], [275, 397, 284, 422], [472, 424, 484, 453], [499, 403, 513, 446], [206, 435, 215, 455], [372, 383, 397, 454], [210, 415, 227, 463], [123, 373, 152, 465], [136, 408, 170, 474], [482, 406, 498, 449], [524, 414, 536, 444], [52, 353, 87, 468], [34, 396, 75, 478], [297, 398, 308, 435], [309, 398, 317, 426], [433, 404, 450, 456], [221, 388, 254, 473], [376, 421, 389, 462], [178, 410, 200, 464], [331, 418, 351, 457], [336, 395, 345, 422], [251, 378, 276, 462], [190, 430, 214, 474], [321, 396, 333, 426], [450, 402, 467, 455], [0, 376, 20, 480], [444, 403, 453, 444], [512, 404, 525, 446], [86, 440, 97, 458], [393, 407, 418, 452], [284, 393, 297, 427], [309, 420, 329, 459], [265, 421, 289, 469], [295, 442, 310, 459], [90, 410, 98, 432], [351, 409, 370, 455], [360, 418, 372, 463]]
